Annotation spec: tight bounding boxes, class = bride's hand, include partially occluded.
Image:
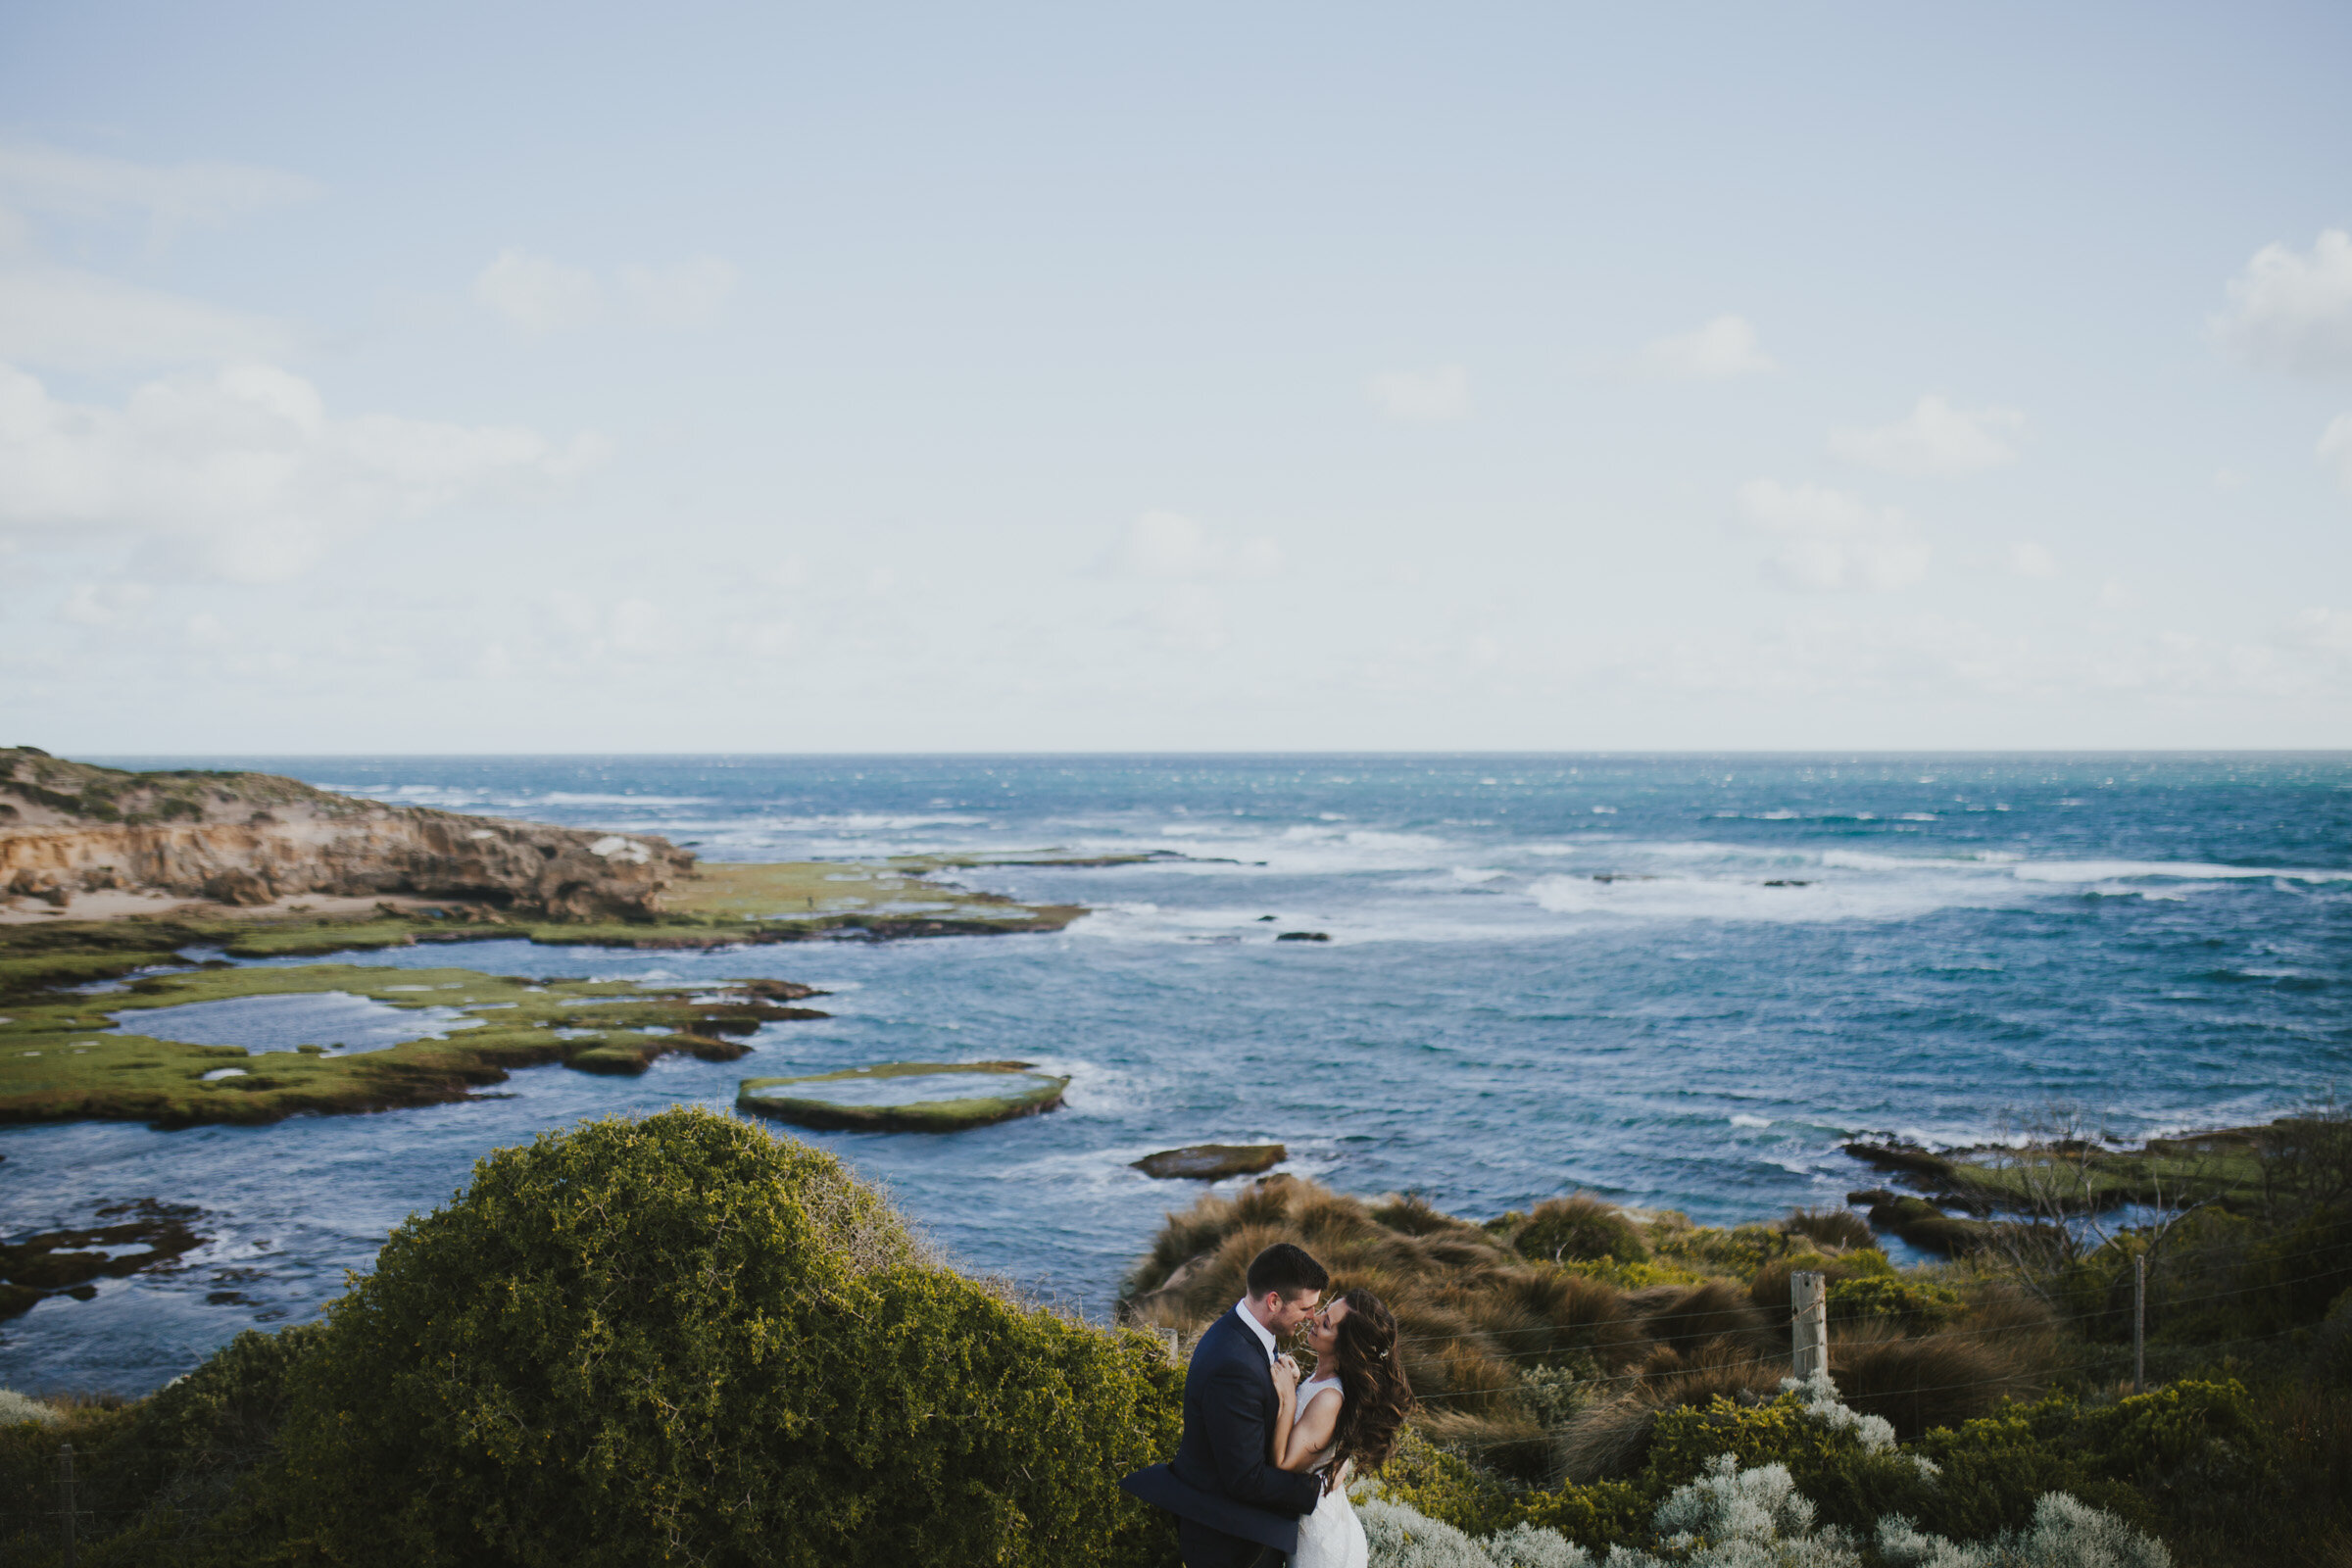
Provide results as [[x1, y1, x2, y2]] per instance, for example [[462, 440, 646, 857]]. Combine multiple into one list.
[[1271, 1353, 1300, 1399]]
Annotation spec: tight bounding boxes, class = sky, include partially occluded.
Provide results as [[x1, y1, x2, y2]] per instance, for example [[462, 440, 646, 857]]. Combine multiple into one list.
[[3, 2, 2351, 753]]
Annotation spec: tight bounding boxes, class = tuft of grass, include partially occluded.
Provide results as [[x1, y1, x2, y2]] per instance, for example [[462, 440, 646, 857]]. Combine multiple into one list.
[[1555, 1348, 1786, 1483], [1828, 1318, 2032, 1440]]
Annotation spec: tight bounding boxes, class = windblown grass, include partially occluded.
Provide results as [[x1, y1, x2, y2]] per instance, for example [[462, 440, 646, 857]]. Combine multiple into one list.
[[1121, 1174, 2059, 1482]]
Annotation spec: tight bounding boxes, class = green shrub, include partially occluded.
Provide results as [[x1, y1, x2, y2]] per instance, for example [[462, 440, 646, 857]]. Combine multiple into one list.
[[1507, 1477, 1645, 1552], [1638, 1387, 1938, 1536], [1368, 1425, 1643, 1554], [0, 1337, 314, 1568], [1782, 1207, 1875, 1251], [1514, 1197, 1649, 1266], [1912, 1393, 2158, 1542], [275, 1106, 1181, 1567], [1371, 1425, 1532, 1538], [1827, 1273, 1962, 1329]]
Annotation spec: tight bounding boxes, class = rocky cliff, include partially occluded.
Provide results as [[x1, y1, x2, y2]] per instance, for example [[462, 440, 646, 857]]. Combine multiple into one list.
[[0, 749, 693, 921]]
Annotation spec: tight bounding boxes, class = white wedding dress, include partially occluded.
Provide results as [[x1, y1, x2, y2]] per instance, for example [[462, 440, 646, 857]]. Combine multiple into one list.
[[1289, 1375, 1368, 1568]]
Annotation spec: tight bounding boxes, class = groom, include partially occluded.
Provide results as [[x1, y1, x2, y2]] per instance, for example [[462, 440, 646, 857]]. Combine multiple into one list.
[[1122, 1243, 1331, 1567]]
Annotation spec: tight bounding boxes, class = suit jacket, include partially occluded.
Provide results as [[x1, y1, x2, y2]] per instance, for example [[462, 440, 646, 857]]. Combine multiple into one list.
[[1121, 1308, 1324, 1556]]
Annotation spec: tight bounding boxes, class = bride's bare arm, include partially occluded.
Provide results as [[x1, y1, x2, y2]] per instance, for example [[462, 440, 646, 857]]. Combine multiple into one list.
[[1269, 1354, 1300, 1468], [1277, 1387, 1342, 1472]]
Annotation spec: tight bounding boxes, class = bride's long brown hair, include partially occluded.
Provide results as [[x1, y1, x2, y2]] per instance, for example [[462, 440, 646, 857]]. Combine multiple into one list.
[[1317, 1289, 1414, 1492]]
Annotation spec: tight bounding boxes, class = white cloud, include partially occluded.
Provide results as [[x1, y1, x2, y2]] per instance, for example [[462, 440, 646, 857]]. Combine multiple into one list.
[[2213, 229, 2352, 375], [1149, 583, 1228, 652], [1635, 315, 1774, 380], [0, 263, 295, 370], [2292, 607, 2352, 656], [1828, 394, 2023, 476], [1367, 365, 1470, 421], [1738, 479, 1930, 592], [621, 256, 738, 328], [475, 249, 741, 332], [2320, 411, 2352, 496], [2004, 541, 2061, 579], [58, 581, 153, 627], [0, 139, 319, 234], [0, 360, 600, 581], [1108, 511, 1283, 580], [473, 248, 605, 333], [724, 617, 799, 660]]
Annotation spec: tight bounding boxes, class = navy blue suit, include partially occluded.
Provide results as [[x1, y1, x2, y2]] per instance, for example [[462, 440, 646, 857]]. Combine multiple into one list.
[[1121, 1307, 1324, 1567]]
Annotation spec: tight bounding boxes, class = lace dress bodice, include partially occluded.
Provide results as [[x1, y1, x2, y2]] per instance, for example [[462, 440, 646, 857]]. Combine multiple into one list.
[[1290, 1373, 1366, 1568]]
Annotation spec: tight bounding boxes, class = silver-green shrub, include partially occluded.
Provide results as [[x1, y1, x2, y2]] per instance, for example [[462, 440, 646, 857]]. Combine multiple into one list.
[[1361, 1376, 2174, 1568], [1877, 1492, 2173, 1568], [0, 1391, 54, 1426]]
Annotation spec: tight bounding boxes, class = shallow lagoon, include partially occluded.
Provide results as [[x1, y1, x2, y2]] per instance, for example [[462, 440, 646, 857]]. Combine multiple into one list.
[[5, 753, 2348, 1394], [112, 992, 484, 1054]]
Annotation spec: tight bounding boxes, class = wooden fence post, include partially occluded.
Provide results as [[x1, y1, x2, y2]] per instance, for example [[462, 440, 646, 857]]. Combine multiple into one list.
[[2132, 1252, 2146, 1394], [57, 1440, 77, 1568], [1790, 1270, 1828, 1382]]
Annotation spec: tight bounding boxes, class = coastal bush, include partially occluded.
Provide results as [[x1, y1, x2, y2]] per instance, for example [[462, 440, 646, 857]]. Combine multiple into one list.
[[1747, 1249, 1893, 1327], [273, 1106, 1181, 1568], [1826, 1272, 1962, 1329], [1363, 1446, 2174, 1568], [0, 1389, 54, 1425], [1783, 1207, 1875, 1251], [1512, 1197, 1651, 1266], [1877, 1492, 2174, 1568]]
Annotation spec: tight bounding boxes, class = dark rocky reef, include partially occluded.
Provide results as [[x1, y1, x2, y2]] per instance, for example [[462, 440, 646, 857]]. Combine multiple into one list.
[[1131, 1144, 1287, 1179], [0, 1200, 208, 1318]]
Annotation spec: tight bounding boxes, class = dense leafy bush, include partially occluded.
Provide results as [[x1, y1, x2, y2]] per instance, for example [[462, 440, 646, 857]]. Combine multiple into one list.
[[275, 1106, 1180, 1567], [1513, 1197, 1651, 1266], [1827, 1273, 1961, 1329]]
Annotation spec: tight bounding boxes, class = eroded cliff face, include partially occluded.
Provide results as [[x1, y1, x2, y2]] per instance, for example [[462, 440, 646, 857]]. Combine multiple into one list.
[[0, 749, 692, 920]]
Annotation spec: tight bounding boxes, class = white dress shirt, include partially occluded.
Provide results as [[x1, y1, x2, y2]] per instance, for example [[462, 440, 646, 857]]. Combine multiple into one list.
[[1232, 1297, 1278, 1365]]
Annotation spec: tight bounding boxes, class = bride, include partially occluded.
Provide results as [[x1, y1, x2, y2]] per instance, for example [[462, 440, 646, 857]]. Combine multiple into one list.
[[1268, 1288, 1414, 1568]]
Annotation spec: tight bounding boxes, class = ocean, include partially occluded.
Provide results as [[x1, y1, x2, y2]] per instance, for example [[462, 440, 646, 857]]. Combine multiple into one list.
[[5, 753, 2348, 1395]]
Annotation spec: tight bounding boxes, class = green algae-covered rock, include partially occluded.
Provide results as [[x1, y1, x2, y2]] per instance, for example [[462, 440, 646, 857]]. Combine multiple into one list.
[[736, 1059, 1069, 1133]]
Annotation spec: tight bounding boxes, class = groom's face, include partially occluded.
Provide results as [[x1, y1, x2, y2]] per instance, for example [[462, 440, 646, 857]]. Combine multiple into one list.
[[1265, 1288, 1321, 1334]]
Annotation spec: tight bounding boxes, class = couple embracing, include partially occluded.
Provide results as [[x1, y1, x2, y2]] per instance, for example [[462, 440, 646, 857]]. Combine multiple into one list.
[[1123, 1244, 1414, 1568]]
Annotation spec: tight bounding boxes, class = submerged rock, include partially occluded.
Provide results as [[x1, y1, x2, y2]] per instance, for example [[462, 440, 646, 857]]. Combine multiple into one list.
[[1131, 1144, 1287, 1180], [1274, 931, 1329, 943], [0, 1199, 207, 1318]]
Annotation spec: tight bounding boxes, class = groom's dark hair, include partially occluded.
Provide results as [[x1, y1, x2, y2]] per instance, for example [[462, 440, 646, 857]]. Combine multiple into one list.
[[1245, 1243, 1329, 1300]]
